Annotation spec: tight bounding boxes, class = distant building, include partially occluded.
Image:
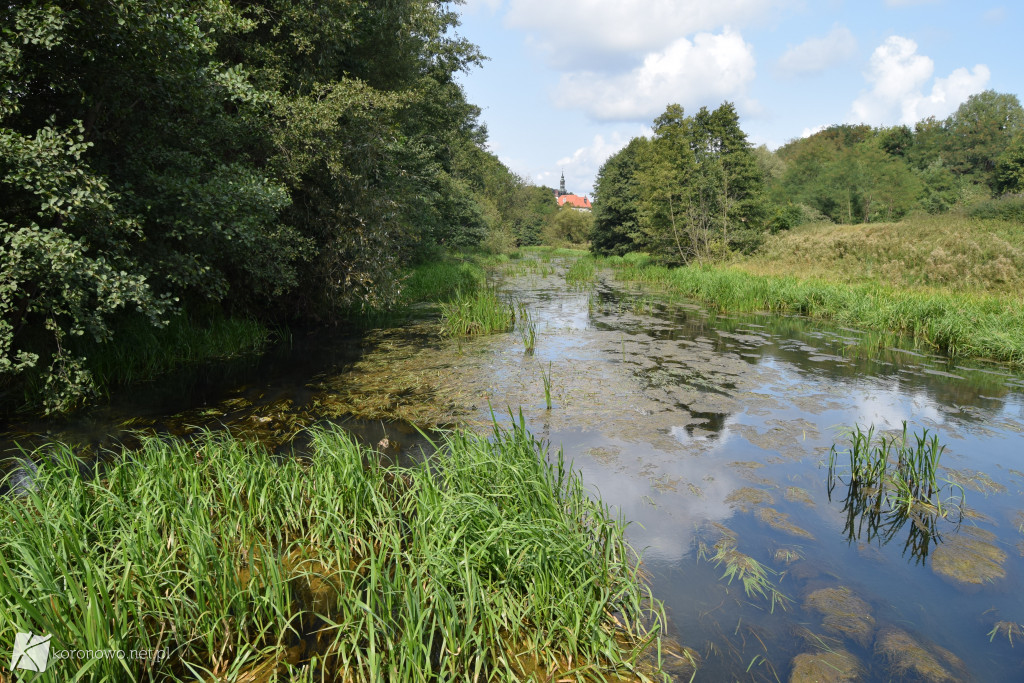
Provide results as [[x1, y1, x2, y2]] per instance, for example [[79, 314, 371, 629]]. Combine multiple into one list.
[[554, 170, 592, 211]]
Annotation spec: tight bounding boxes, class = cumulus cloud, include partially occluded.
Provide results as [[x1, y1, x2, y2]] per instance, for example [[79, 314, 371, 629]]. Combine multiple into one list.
[[553, 29, 757, 121], [850, 36, 989, 125], [777, 26, 857, 76], [502, 0, 785, 68], [801, 124, 826, 138]]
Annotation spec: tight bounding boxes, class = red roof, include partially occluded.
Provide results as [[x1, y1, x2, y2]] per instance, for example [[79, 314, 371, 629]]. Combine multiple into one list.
[[557, 194, 591, 209]]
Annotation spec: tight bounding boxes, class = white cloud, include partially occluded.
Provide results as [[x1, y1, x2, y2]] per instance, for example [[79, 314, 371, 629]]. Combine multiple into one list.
[[502, 0, 785, 68], [850, 36, 989, 125], [777, 26, 857, 76], [801, 124, 826, 138], [460, 0, 503, 14], [538, 129, 648, 196], [554, 29, 757, 121]]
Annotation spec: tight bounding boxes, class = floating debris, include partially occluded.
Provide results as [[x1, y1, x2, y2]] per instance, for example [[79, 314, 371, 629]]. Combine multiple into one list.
[[725, 486, 774, 512]]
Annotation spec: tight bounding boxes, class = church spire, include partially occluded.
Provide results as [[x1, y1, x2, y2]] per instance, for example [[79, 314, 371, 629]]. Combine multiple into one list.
[[559, 170, 566, 196]]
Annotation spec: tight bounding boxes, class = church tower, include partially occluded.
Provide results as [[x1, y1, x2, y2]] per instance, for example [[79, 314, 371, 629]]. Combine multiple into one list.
[[558, 170, 567, 196]]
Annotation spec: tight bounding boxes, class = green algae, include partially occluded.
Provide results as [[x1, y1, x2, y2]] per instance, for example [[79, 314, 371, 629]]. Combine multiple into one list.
[[756, 507, 815, 540], [874, 627, 967, 682], [724, 486, 775, 512], [803, 586, 875, 647], [789, 648, 862, 682], [931, 527, 1007, 585], [785, 486, 816, 507]]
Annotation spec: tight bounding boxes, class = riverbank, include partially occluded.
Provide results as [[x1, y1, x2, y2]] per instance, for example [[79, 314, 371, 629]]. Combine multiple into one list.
[[0, 421, 666, 681], [595, 215, 1024, 366]]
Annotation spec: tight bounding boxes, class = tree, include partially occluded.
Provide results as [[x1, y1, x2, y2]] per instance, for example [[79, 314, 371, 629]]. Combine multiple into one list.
[[994, 135, 1024, 195], [944, 90, 1024, 188], [591, 137, 651, 255]]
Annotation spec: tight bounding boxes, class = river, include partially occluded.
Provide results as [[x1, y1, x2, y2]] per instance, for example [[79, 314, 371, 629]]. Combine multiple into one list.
[[4, 253, 1024, 681]]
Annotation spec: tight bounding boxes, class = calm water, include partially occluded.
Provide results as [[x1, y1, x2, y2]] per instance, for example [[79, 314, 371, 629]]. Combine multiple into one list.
[[4, 256, 1024, 681]]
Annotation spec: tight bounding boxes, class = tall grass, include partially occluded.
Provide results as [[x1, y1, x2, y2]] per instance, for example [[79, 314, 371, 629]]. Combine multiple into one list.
[[439, 285, 514, 337], [605, 260, 1024, 365], [741, 214, 1024, 293], [516, 302, 537, 354], [0, 422, 666, 682], [401, 261, 484, 304], [565, 256, 598, 290]]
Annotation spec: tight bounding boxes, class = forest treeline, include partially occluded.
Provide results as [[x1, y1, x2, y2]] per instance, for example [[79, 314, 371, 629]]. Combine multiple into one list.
[[591, 91, 1024, 261], [0, 1, 559, 413]]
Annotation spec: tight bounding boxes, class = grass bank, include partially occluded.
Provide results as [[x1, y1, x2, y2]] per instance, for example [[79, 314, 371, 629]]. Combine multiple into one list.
[[601, 256, 1024, 365], [0, 421, 664, 682], [739, 214, 1024, 294]]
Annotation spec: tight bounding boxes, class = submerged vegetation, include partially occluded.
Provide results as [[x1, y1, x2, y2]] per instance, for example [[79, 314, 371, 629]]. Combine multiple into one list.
[[0, 421, 666, 682]]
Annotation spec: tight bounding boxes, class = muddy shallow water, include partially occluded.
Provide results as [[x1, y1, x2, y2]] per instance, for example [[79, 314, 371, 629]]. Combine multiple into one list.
[[5, 256, 1024, 681]]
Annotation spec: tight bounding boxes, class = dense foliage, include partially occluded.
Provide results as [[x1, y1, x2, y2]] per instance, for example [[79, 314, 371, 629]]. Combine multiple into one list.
[[591, 102, 771, 264], [772, 91, 1024, 224], [0, 1, 552, 413], [592, 91, 1024, 267]]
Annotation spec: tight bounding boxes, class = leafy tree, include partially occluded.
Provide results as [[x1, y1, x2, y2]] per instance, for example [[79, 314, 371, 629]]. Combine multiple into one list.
[[994, 135, 1024, 195], [944, 90, 1024, 187], [591, 137, 651, 255]]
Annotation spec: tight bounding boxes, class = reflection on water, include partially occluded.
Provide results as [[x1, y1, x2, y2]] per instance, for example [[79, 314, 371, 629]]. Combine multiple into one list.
[[4, 255, 1024, 681]]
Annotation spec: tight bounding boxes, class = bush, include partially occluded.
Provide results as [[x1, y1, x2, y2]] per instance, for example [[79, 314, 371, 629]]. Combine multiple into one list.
[[968, 195, 1024, 222]]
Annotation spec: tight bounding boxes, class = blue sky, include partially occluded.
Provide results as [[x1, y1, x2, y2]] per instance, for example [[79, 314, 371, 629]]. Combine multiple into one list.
[[453, 0, 1022, 196]]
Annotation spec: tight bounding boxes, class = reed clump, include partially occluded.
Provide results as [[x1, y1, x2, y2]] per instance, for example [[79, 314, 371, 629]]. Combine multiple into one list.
[[565, 256, 598, 290], [0, 421, 666, 681], [439, 284, 514, 337], [516, 302, 537, 354], [828, 422, 963, 519]]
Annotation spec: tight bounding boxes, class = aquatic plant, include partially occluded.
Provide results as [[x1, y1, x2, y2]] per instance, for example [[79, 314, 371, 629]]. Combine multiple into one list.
[[542, 361, 553, 410], [697, 534, 790, 613], [516, 302, 537, 354], [827, 422, 965, 563], [439, 284, 514, 337], [565, 256, 598, 290], [0, 421, 667, 681]]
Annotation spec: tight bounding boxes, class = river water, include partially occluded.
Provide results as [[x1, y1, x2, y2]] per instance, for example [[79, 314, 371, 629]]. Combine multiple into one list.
[[4, 255, 1024, 681]]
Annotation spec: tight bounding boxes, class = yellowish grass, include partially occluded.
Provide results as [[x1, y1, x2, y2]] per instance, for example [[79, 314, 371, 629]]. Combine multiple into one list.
[[739, 214, 1024, 295]]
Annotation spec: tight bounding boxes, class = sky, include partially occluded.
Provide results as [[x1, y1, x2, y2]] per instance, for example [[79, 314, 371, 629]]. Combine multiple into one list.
[[453, 0, 1023, 197]]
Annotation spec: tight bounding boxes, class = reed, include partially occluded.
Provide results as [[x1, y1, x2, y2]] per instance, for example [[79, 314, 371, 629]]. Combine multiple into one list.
[[565, 256, 598, 290], [439, 284, 514, 337], [0, 421, 666, 681], [828, 422, 959, 514], [542, 362, 553, 410], [516, 302, 537, 354]]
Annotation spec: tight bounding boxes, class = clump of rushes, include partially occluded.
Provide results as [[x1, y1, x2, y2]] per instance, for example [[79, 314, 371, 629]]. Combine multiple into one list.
[[828, 422, 961, 515], [542, 361, 553, 409], [565, 256, 598, 290], [0, 421, 667, 682], [439, 284, 514, 337], [516, 302, 537, 354]]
